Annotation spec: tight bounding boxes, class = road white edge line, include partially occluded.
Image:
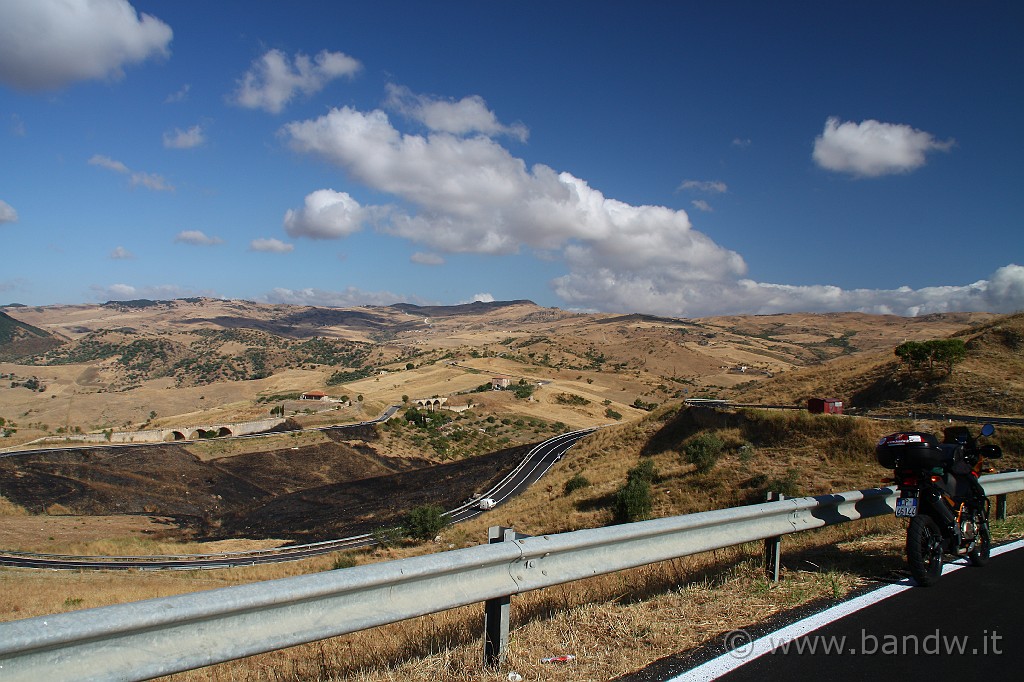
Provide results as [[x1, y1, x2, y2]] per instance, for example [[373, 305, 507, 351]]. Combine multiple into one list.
[[670, 537, 1024, 681]]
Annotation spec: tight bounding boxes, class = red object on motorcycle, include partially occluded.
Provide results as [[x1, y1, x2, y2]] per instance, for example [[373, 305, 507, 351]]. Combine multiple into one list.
[[896, 472, 918, 486]]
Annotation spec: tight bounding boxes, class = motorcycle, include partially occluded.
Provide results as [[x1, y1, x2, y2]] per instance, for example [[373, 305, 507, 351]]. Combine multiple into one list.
[[876, 423, 1002, 586]]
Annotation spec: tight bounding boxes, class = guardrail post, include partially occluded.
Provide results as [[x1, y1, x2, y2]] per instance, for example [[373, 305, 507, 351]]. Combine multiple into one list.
[[764, 492, 783, 582], [996, 494, 1008, 521], [483, 526, 515, 668]]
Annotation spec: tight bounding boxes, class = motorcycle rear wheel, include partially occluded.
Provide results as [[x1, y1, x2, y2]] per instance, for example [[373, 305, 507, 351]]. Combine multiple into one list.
[[907, 515, 944, 587]]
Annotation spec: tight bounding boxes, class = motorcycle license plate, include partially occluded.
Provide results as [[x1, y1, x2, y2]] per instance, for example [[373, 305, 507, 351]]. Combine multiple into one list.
[[895, 497, 919, 518]]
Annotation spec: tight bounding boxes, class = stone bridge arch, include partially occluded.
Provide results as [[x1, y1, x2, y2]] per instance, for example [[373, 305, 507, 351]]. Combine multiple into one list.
[[414, 397, 448, 411]]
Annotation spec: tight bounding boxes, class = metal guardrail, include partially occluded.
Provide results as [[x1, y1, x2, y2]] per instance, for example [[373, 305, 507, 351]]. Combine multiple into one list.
[[681, 401, 1024, 427], [1, 471, 1022, 680]]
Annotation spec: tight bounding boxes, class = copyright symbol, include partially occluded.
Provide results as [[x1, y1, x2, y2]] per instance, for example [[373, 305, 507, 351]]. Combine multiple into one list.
[[724, 629, 754, 659]]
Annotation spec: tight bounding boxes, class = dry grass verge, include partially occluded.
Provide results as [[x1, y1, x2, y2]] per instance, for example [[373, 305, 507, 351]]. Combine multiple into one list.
[[4, 504, 1021, 681], [157, 508, 1023, 681]]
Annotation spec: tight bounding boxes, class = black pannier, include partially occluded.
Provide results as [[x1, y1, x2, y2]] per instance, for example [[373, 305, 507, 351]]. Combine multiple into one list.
[[876, 432, 950, 469]]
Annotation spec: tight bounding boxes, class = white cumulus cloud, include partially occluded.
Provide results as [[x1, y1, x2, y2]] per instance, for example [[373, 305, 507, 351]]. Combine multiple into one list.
[[411, 252, 445, 266], [283, 107, 744, 277], [281, 91, 1016, 318], [90, 283, 209, 302], [813, 117, 955, 177], [164, 83, 190, 103], [231, 49, 361, 114], [283, 189, 370, 239], [385, 84, 528, 141], [163, 125, 204, 149], [174, 230, 223, 246], [0, 200, 18, 224], [88, 154, 129, 174], [110, 246, 134, 259], [678, 179, 727, 194], [249, 238, 294, 253], [89, 154, 174, 191], [554, 264, 1024, 317], [263, 286, 414, 308], [130, 171, 173, 191], [0, 0, 172, 91]]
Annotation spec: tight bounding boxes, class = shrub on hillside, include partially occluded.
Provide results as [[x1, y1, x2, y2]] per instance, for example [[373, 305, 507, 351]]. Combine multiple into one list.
[[372, 525, 404, 547], [742, 468, 802, 504], [612, 478, 653, 524], [627, 457, 659, 485], [610, 457, 658, 523], [331, 552, 358, 570], [685, 432, 724, 473], [563, 473, 591, 495]]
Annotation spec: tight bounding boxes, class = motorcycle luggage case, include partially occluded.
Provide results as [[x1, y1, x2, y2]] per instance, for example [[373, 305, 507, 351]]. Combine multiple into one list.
[[876, 432, 948, 468]]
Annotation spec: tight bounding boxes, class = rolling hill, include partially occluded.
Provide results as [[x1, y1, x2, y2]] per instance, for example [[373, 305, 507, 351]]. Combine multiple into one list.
[[0, 298, 1010, 450], [0, 310, 61, 361]]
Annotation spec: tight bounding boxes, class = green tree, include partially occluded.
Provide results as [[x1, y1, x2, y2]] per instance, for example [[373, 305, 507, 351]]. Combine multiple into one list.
[[931, 338, 967, 373], [404, 504, 450, 540], [513, 380, 535, 399], [896, 338, 967, 374], [895, 340, 929, 370]]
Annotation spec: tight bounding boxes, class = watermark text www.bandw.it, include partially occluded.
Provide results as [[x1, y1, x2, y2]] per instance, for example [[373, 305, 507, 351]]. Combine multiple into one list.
[[725, 628, 1003, 658]]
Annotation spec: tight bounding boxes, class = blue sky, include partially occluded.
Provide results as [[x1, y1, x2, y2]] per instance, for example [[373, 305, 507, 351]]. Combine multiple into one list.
[[1, 1, 1022, 317]]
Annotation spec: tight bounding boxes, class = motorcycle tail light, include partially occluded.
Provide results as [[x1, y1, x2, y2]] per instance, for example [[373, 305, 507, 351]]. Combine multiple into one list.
[[929, 475, 942, 483], [897, 473, 917, 486]]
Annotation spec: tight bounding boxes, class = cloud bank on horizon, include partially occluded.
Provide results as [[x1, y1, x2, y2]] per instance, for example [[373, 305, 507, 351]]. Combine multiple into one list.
[[1, 1, 1021, 319]]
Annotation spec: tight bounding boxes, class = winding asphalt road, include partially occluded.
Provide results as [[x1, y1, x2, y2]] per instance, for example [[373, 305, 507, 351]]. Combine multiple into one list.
[[0, 427, 595, 570]]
